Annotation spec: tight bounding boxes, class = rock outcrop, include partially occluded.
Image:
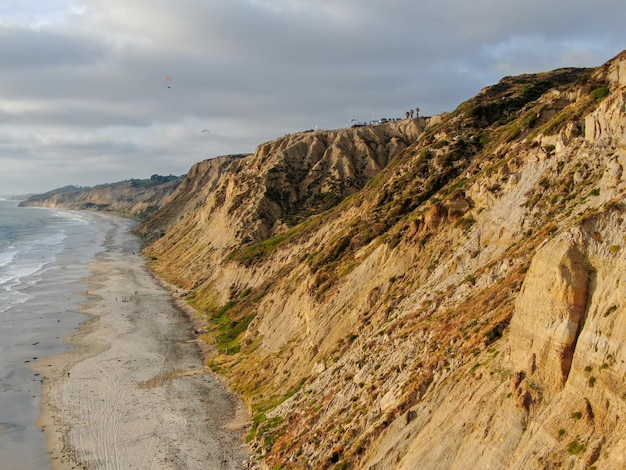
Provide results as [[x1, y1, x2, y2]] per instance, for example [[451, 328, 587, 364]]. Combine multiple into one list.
[[509, 236, 592, 394]]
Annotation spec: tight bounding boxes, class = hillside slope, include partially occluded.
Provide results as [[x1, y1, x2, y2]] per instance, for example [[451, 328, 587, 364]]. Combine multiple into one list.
[[19, 175, 182, 219], [141, 50, 626, 469], [137, 119, 425, 288]]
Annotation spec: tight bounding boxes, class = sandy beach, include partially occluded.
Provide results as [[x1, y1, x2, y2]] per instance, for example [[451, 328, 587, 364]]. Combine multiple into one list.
[[32, 215, 252, 469]]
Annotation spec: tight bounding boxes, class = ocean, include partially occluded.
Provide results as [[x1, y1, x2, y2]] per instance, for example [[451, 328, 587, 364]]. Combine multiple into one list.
[[0, 199, 113, 469]]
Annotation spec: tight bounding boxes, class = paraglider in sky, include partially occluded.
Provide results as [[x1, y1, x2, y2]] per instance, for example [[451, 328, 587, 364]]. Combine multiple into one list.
[[201, 129, 210, 133], [165, 75, 172, 88]]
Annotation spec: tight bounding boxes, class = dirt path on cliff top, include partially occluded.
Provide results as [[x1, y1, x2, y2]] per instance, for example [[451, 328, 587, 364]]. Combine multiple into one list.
[[34, 215, 253, 470]]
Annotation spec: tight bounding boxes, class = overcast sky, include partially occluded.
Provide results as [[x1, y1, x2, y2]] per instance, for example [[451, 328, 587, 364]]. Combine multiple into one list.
[[1, 0, 625, 195]]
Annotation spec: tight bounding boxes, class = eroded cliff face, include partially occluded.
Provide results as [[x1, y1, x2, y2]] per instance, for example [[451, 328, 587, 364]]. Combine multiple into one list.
[[35, 51, 626, 468], [356, 53, 626, 470], [138, 119, 426, 292]]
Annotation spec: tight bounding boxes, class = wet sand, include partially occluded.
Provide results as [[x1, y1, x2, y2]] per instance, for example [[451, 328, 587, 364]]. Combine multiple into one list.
[[32, 215, 252, 469]]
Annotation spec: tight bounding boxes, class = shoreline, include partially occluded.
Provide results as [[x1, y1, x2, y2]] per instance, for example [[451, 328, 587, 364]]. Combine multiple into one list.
[[32, 215, 253, 469]]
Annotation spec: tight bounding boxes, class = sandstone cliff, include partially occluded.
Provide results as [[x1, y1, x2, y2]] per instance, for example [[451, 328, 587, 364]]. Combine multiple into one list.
[[31, 50, 626, 469], [140, 51, 626, 469], [19, 175, 182, 219], [137, 120, 425, 288]]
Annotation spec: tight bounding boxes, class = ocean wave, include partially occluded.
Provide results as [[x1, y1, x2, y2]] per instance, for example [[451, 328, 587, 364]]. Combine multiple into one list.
[[0, 202, 100, 316], [0, 249, 17, 269], [0, 257, 48, 288], [50, 208, 90, 225], [0, 287, 30, 314], [32, 228, 67, 248], [0, 230, 65, 296]]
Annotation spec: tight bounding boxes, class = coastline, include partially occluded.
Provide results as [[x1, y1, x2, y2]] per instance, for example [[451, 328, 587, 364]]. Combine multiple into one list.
[[32, 215, 252, 469]]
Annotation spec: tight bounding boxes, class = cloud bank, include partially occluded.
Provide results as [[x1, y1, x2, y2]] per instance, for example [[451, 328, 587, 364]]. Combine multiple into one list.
[[1, 0, 625, 194]]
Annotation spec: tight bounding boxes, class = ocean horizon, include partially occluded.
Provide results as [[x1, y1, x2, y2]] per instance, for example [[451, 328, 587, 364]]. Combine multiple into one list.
[[0, 199, 129, 469]]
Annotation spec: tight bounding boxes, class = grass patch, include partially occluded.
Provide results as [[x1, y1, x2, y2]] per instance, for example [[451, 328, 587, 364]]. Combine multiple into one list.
[[590, 87, 609, 100], [215, 311, 256, 354], [205, 299, 257, 354]]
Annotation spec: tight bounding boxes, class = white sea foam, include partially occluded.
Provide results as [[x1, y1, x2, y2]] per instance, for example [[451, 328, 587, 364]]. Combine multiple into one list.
[[0, 252, 50, 313], [0, 248, 17, 269], [0, 203, 69, 314], [50, 207, 90, 225], [0, 288, 31, 315]]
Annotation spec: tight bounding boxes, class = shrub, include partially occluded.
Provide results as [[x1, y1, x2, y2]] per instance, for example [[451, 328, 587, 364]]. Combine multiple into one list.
[[567, 438, 586, 455]]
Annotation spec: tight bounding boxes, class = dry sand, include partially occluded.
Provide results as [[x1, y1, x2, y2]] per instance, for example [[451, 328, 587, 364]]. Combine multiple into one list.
[[32, 216, 254, 469]]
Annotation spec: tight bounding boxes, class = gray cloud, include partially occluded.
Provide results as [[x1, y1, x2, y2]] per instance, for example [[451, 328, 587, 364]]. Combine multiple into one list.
[[0, 27, 104, 69], [1, 0, 625, 195]]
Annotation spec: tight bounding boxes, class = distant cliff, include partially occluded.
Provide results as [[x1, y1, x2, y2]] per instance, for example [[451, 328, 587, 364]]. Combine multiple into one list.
[[19, 175, 182, 219], [32, 50, 626, 469]]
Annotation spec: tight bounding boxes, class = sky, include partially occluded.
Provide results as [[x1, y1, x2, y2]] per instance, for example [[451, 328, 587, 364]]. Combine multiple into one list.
[[1, 0, 625, 195]]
